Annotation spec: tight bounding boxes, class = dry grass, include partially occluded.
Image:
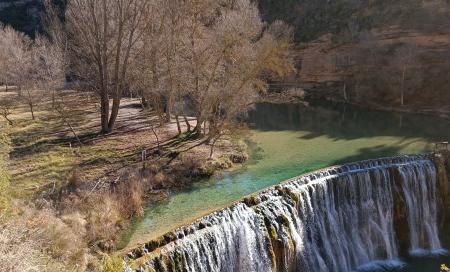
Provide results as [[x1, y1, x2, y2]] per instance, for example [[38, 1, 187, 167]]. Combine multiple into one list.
[[0, 202, 86, 271], [0, 88, 247, 271], [115, 177, 145, 218]]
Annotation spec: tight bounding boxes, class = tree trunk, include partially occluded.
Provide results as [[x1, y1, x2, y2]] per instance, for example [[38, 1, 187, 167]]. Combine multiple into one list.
[[100, 88, 110, 134], [52, 90, 56, 109], [1, 112, 13, 126], [175, 115, 181, 135], [108, 97, 121, 132], [194, 117, 203, 136], [100, 95, 109, 133], [400, 66, 406, 107], [184, 115, 191, 132], [4, 116, 13, 126], [165, 96, 172, 123], [29, 102, 35, 120], [141, 96, 149, 109], [151, 124, 160, 152], [209, 137, 219, 158], [343, 82, 348, 102], [27, 90, 35, 120]]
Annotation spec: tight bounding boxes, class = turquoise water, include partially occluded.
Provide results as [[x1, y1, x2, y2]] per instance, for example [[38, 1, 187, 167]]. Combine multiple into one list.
[[122, 101, 450, 248]]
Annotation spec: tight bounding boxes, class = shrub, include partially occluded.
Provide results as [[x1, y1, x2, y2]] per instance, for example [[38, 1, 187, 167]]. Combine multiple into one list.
[[153, 172, 169, 188], [116, 177, 145, 218], [67, 169, 83, 192], [83, 193, 124, 250]]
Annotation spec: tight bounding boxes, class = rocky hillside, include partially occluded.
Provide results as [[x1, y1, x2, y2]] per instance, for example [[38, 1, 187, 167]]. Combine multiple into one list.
[[0, 0, 44, 36], [260, 0, 450, 116]]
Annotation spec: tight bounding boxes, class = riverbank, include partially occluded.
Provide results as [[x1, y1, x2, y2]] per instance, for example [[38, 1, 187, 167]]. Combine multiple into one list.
[[262, 88, 450, 121], [0, 89, 248, 271], [305, 90, 450, 121]]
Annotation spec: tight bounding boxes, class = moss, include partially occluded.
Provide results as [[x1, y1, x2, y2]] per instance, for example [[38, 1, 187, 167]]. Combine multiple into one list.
[[243, 196, 257, 207], [100, 255, 124, 272]]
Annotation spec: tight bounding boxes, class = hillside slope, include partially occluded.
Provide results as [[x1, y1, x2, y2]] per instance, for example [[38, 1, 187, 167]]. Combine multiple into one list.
[[260, 0, 450, 116]]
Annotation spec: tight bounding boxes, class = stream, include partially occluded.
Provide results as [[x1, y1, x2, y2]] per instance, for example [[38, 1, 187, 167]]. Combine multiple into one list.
[[121, 101, 450, 257]]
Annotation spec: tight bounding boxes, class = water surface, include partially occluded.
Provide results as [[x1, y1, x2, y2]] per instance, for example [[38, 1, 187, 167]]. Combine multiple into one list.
[[122, 101, 450, 248]]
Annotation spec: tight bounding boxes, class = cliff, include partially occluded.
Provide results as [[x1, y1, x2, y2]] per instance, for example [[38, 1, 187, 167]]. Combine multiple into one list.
[[260, 0, 450, 116], [0, 0, 44, 36]]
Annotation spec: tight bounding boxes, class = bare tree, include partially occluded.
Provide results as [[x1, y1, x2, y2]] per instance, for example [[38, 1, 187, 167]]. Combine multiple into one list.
[[0, 24, 40, 120], [179, 0, 294, 139], [0, 24, 32, 93], [0, 98, 14, 126], [65, 0, 150, 133], [40, 0, 68, 108], [394, 43, 419, 107], [133, 0, 294, 142]]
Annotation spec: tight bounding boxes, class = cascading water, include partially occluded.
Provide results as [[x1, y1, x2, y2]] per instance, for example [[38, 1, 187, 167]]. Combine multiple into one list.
[[127, 155, 444, 272]]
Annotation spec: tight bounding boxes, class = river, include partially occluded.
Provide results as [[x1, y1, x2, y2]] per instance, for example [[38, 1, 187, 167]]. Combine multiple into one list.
[[121, 101, 450, 251]]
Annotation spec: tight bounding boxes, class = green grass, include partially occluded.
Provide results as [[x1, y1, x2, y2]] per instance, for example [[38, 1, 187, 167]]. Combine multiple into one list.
[[0, 125, 11, 217]]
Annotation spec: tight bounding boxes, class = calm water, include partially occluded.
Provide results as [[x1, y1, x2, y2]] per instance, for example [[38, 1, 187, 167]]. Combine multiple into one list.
[[122, 101, 450, 250]]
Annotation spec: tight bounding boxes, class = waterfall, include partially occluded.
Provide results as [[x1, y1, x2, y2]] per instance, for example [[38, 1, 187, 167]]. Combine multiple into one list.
[[128, 156, 443, 272]]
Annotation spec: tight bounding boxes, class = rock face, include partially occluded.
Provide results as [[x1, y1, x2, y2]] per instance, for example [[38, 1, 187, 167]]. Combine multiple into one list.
[[0, 0, 44, 36], [259, 0, 450, 116], [126, 154, 448, 272], [286, 28, 450, 117]]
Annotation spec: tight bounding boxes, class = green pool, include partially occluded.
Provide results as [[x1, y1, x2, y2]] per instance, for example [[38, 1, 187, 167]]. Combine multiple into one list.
[[121, 101, 450, 248]]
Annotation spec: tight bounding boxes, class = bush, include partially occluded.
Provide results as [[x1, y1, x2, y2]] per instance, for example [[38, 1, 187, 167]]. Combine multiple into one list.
[[83, 193, 124, 250], [115, 177, 145, 218], [67, 169, 83, 192]]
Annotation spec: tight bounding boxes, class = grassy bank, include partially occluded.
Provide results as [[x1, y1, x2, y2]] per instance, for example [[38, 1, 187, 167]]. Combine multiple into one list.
[[0, 89, 248, 271], [0, 123, 11, 218]]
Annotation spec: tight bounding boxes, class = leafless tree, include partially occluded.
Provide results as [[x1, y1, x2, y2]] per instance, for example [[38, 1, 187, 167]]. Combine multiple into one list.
[[0, 98, 14, 126], [39, 0, 68, 108], [64, 0, 150, 133], [393, 43, 419, 107], [133, 0, 294, 143], [0, 24, 32, 93], [181, 0, 294, 139], [0, 24, 40, 120]]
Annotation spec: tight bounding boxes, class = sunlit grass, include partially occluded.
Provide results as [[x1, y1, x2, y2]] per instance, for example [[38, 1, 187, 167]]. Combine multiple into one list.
[[2, 90, 152, 198]]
